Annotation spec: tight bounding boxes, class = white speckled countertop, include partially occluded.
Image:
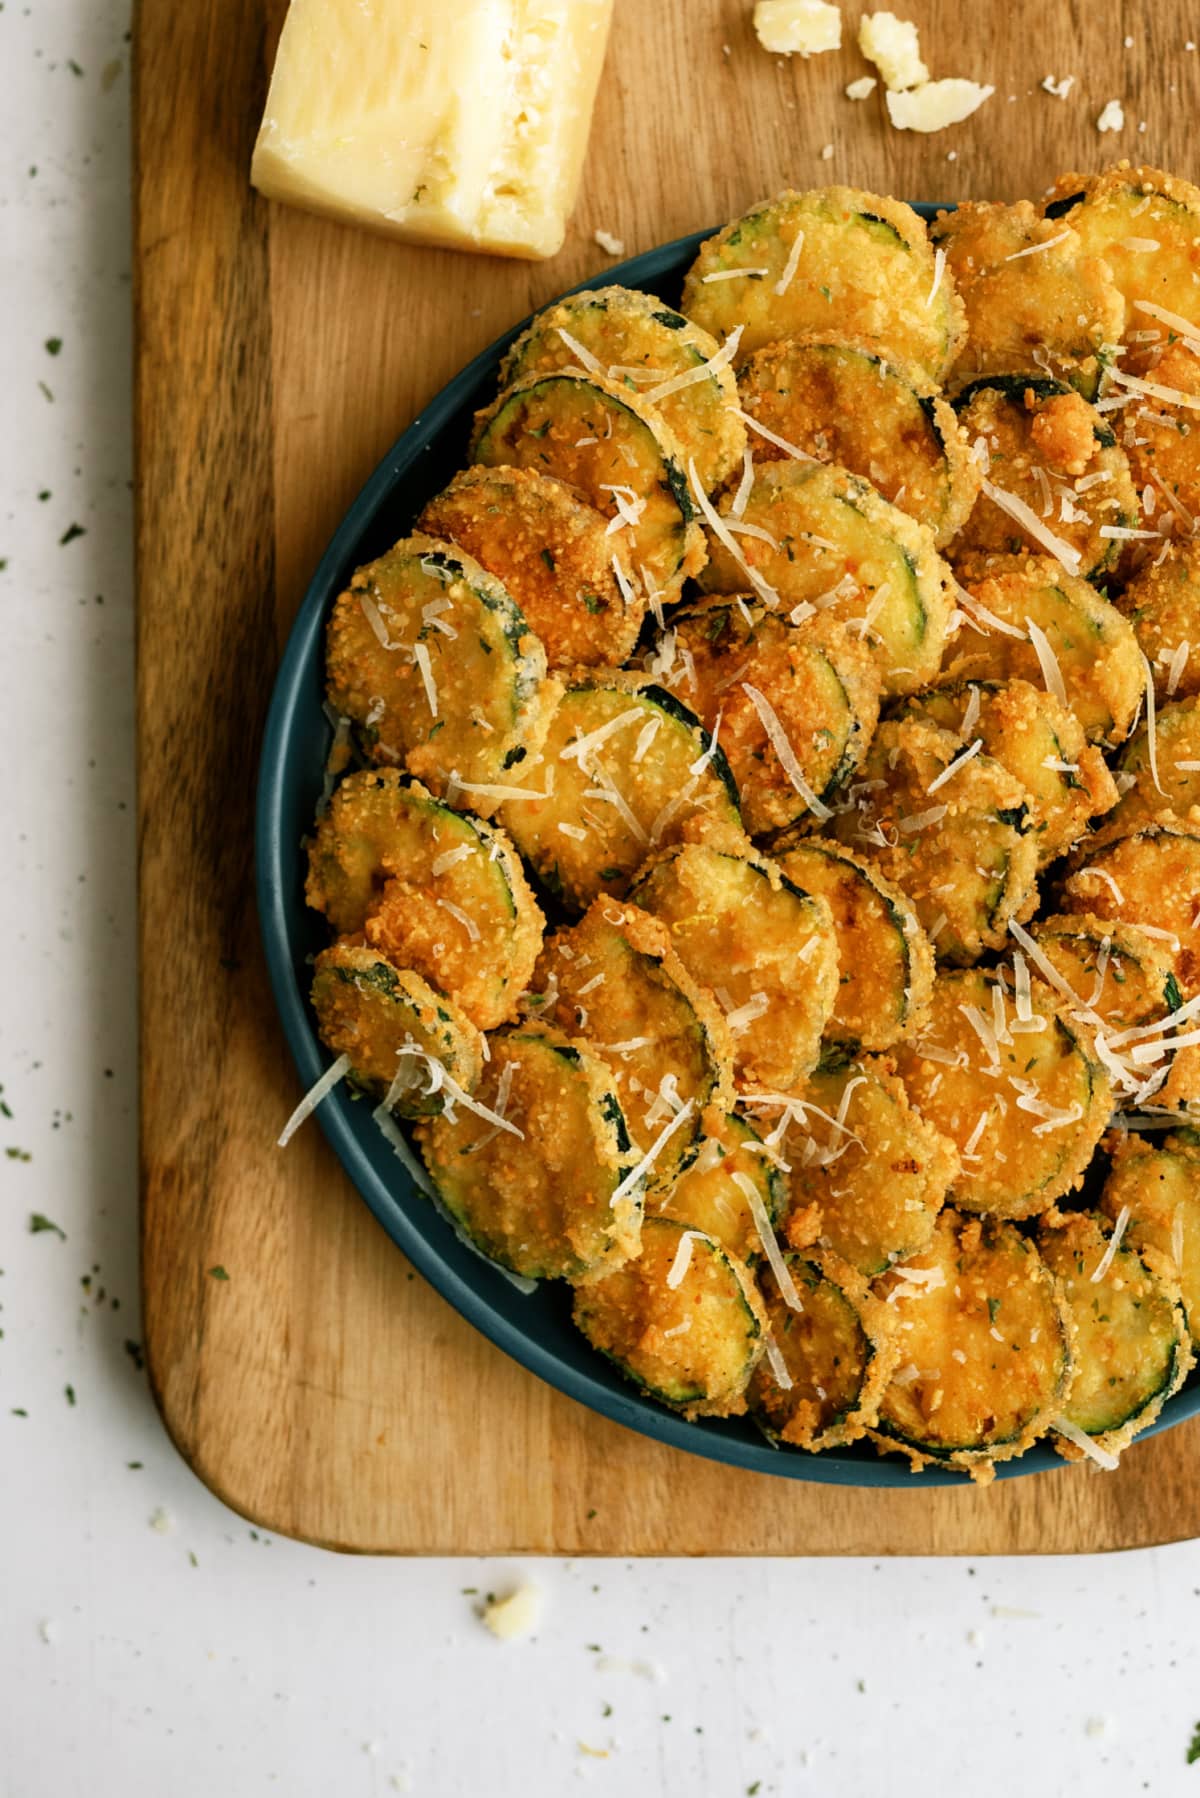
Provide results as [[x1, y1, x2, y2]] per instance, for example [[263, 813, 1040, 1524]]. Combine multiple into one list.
[[2, 3, 1200, 1793]]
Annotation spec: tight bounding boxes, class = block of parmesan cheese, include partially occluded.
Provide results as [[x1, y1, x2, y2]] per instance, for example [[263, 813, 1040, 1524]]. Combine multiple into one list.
[[251, 0, 614, 261]]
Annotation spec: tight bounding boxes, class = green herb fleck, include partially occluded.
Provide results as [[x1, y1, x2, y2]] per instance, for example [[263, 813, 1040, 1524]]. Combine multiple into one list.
[[586, 1508, 597, 1520], [30, 1213, 65, 1238], [540, 547, 556, 572], [65, 1384, 76, 1406], [1188, 1722, 1200, 1765], [11, 1408, 27, 1418], [581, 592, 603, 614], [7, 1147, 32, 1163], [189, 1551, 199, 1568], [124, 1339, 145, 1372], [602, 1703, 613, 1718], [44, 337, 62, 356], [208, 1265, 230, 1281], [37, 382, 54, 403], [59, 523, 86, 546], [987, 1297, 1001, 1325], [127, 1461, 143, 1470], [747, 1785, 762, 1796], [67, 59, 84, 76]]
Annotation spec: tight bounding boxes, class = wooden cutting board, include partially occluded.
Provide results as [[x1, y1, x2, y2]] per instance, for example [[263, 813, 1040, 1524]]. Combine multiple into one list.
[[135, 0, 1200, 1554]]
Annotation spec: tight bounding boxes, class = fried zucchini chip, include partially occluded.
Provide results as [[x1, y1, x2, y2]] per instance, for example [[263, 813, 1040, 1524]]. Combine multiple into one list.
[[735, 335, 979, 546], [670, 599, 881, 835], [696, 459, 952, 697], [658, 1111, 785, 1265], [1037, 1210, 1192, 1462], [310, 941, 484, 1112], [748, 1252, 901, 1451], [1028, 914, 1182, 1035], [497, 675, 742, 911], [529, 900, 734, 1183], [950, 555, 1144, 745], [1058, 825, 1200, 997], [930, 200, 1125, 398], [892, 967, 1113, 1220], [1110, 334, 1200, 550], [499, 285, 745, 493], [871, 1210, 1074, 1483], [895, 677, 1118, 865], [418, 466, 644, 670], [416, 1023, 642, 1283], [573, 1214, 766, 1417], [631, 841, 839, 1094], [1120, 538, 1200, 700], [325, 534, 557, 808], [951, 376, 1138, 580], [1110, 694, 1200, 835], [1101, 1128, 1200, 1344], [682, 187, 965, 381], [771, 838, 935, 1050], [784, 1053, 959, 1277], [829, 718, 1040, 964], [471, 371, 705, 601], [306, 769, 543, 1030]]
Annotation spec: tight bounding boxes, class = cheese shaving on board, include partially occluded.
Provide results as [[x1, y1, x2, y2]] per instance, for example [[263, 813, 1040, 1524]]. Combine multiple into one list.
[[278, 1053, 352, 1147]]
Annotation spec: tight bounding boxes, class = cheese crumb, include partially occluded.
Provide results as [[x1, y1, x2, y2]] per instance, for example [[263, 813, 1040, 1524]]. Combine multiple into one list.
[[887, 79, 994, 131], [858, 12, 929, 89], [481, 1583, 542, 1641], [38, 1619, 59, 1646], [1097, 99, 1126, 132], [594, 228, 625, 256], [148, 1506, 174, 1535], [845, 75, 877, 100], [820, 142, 835, 159], [1042, 74, 1075, 98], [754, 0, 842, 56]]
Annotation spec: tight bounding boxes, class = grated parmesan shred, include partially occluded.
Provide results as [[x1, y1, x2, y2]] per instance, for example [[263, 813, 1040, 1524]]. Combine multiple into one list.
[[1026, 617, 1068, 704], [1140, 651, 1167, 795], [688, 460, 782, 609], [437, 897, 480, 942], [740, 682, 833, 819], [645, 325, 743, 405], [763, 1334, 794, 1390], [926, 738, 983, 793], [1052, 1415, 1120, 1470], [774, 231, 806, 298], [554, 326, 604, 376], [665, 1229, 702, 1289], [609, 1101, 696, 1207], [733, 1171, 803, 1310], [278, 1053, 352, 1147], [982, 479, 1082, 574]]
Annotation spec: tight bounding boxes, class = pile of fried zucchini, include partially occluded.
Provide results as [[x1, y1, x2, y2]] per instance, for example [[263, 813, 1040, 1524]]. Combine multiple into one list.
[[300, 165, 1200, 1483]]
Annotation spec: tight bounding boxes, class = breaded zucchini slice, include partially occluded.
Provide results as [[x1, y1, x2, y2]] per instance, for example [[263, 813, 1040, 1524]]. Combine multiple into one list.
[[1058, 825, 1200, 997], [670, 600, 881, 835], [417, 467, 644, 671], [1037, 1210, 1192, 1461], [892, 968, 1112, 1220], [498, 675, 742, 911], [1120, 538, 1200, 700], [470, 371, 704, 601], [573, 1214, 766, 1417], [1110, 335, 1200, 549], [951, 376, 1138, 580], [415, 1023, 642, 1283], [951, 555, 1144, 745], [871, 1210, 1073, 1483], [325, 534, 556, 809], [529, 900, 734, 1183], [658, 1111, 784, 1265], [785, 1053, 959, 1278], [696, 459, 952, 697], [681, 187, 965, 382], [930, 200, 1125, 399], [895, 677, 1118, 865], [305, 769, 542, 1031], [735, 335, 979, 546], [1110, 694, 1200, 836], [498, 285, 745, 493], [771, 838, 935, 1050], [1101, 1128, 1200, 1345], [630, 841, 839, 1094], [310, 941, 483, 1113], [829, 719, 1040, 965], [748, 1252, 900, 1451], [1029, 914, 1182, 1035]]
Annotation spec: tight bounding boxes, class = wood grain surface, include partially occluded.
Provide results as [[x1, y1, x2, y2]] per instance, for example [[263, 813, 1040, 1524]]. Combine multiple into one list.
[[135, 0, 1200, 1554]]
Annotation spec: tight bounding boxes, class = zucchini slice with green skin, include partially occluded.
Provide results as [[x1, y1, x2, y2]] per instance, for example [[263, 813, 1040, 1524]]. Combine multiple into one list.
[[658, 1111, 784, 1265], [786, 1053, 959, 1278], [572, 1215, 766, 1417], [306, 768, 543, 1031], [748, 1251, 901, 1451], [325, 534, 557, 812], [681, 187, 965, 381], [670, 600, 881, 835], [630, 842, 839, 1095], [470, 371, 705, 601], [829, 719, 1040, 965], [1037, 1210, 1192, 1458], [1101, 1128, 1200, 1346], [892, 968, 1112, 1221], [951, 555, 1144, 746], [1111, 693, 1200, 836], [498, 285, 746, 493], [871, 1209, 1074, 1482], [735, 334, 979, 546], [1030, 914, 1181, 1035], [418, 466, 645, 671], [930, 200, 1125, 400], [498, 675, 742, 912], [1043, 164, 1200, 346], [894, 677, 1119, 866], [1120, 538, 1200, 701], [415, 1023, 643, 1283], [1058, 825, 1200, 999], [310, 942, 484, 1114], [950, 376, 1138, 580], [529, 900, 735, 1185], [771, 838, 935, 1051], [696, 458, 952, 697]]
